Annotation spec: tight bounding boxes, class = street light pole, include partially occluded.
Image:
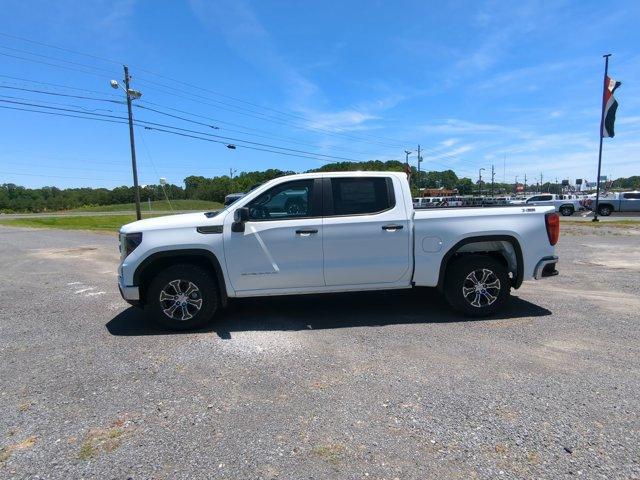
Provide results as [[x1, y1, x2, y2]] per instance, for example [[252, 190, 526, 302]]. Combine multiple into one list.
[[404, 149, 412, 186], [417, 145, 422, 189], [478, 168, 485, 196], [491, 164, 495, 197], [123, 65, 142, 220]]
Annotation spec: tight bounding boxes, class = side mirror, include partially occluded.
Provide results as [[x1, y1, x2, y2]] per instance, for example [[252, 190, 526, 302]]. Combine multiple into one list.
[[231, 207, 249, 232]]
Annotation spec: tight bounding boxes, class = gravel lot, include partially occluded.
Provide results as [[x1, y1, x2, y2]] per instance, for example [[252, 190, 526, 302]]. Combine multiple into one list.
[[1, 224, 639, 479]]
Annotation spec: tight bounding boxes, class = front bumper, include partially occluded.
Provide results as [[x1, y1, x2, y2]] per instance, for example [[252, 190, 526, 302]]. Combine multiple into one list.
[[534, 255, 559, 279], [118, 274, 140, 306]]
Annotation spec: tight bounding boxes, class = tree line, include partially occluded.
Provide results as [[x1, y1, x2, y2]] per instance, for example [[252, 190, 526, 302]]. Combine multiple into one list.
[[2, 161, 639, 212]]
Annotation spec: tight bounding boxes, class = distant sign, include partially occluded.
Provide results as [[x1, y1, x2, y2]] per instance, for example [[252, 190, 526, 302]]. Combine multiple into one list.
[[516, 184, 524, 192], [561, 180, 569, 186], [575, 178, 583, 185]]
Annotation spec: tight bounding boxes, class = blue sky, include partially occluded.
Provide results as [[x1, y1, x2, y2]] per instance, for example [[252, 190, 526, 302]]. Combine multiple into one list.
[[1, 0, 638, 188]]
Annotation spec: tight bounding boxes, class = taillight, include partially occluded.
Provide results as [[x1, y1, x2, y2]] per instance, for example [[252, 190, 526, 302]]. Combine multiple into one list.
[[545, 213, 560, 245]]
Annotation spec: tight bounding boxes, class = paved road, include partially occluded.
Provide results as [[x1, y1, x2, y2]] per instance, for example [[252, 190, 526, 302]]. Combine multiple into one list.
[[1, 226, 639, 479]]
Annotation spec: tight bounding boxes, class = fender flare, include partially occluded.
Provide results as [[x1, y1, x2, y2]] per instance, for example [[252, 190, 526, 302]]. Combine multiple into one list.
[[133, 248, 228, 306], [436, 235, 524, 291]]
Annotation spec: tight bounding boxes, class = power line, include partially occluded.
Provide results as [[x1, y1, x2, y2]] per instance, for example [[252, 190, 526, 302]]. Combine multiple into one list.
[[0, 84, 122, 104], [0, 98, 359, 161], [0, 170, 155, 183], [0, 77, 388, 156], [0, 51, 111, 79], [0, 32, 415, 146], [1, 43, 406, 151], [0, 44, 116, 76], [0, 104, 129, 125], [0, 93, 117, 113], [0, 74, 121, 97], [0, 31, 123, 65], [0, 33, 485, 169], [0, 100, 358, 163], [136, 79, 406, 150]]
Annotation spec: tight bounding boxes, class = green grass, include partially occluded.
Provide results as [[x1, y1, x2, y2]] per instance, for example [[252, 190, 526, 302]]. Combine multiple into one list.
[[0, 214, 160, 232], [71, 199, 222, 212]]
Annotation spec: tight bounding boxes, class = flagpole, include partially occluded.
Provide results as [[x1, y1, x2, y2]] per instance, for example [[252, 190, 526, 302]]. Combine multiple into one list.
[[592, 53, 611, 222]]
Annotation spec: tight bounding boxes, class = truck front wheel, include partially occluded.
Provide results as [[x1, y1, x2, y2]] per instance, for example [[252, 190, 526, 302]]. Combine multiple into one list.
[[444, 255, 510, 317], [145, 264, 219, 330]]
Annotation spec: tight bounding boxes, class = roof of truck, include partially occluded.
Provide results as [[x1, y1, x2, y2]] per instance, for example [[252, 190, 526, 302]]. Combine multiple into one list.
[[276, 171, 409, 180]]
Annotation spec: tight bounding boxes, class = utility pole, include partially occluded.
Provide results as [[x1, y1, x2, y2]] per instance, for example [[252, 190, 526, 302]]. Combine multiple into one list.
[[515, 175, 519, 194], [229, 168, 237, 179], [524, 173, 528, 193], [123, 65, 142, 220], [540, 173, 543, 193], [478, 167, 485, 196], [490, 164, 495, 197]]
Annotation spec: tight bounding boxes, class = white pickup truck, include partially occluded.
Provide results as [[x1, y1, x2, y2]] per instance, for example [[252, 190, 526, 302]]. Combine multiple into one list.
[[118, 172, 559, 330], [512, 194, 582, 216]]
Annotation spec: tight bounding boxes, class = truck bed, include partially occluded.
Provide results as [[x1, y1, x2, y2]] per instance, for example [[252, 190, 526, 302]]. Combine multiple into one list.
[[411, 205, 555, 287]]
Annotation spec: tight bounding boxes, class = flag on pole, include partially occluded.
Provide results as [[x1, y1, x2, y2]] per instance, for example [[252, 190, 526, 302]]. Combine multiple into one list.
[[602, 76, 621, 138]]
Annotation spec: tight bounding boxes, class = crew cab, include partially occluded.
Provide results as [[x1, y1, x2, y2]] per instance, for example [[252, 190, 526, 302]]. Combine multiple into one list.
[[586, 191, 640, 216], [522, 194, 582, 216], [118, 172, 559, 330]]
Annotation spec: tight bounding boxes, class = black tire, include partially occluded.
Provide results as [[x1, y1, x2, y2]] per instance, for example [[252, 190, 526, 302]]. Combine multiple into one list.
[[145, 264, 219, 330], [598, 204, 612, 216], [444, 255, 510, 317], [560, 206, 574, 216]]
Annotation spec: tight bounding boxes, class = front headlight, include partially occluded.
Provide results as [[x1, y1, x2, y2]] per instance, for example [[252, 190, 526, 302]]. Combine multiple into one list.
[[120, 232, 143, 259]]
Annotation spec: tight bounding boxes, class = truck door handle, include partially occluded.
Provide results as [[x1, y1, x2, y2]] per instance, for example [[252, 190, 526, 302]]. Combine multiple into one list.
[[382, 224, 403, 231], [295, 229, 318, 235]]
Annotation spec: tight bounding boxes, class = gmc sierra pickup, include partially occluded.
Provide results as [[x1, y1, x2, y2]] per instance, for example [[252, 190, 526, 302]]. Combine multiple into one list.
[[118, 172, 559, 330]]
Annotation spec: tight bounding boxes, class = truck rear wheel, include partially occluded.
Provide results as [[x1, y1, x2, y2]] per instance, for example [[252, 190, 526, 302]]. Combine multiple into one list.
[[598, 204, 612, 216], [560, 205, 574, 216], [444, 255, 510, 317], [145, 264, 219, 330]]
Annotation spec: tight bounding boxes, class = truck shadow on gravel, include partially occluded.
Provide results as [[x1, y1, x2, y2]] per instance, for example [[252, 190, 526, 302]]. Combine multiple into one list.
[[106, 288, 551, 338]]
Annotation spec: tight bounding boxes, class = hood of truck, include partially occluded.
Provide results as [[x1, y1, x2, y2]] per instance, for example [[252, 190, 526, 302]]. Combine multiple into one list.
[[119, 210, 225, 233]]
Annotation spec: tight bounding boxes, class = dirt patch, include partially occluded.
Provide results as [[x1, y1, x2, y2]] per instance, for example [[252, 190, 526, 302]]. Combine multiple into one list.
[[574, 242, 640, 271], [77, 418, 136, 460], [531, 283, 640, 315], [29, 246, 119, 275], [30, 246, 99, 259], [0, 436, 36, 463]]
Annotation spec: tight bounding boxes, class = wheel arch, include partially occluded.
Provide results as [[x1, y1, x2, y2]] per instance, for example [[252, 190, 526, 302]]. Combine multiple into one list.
[[437, 235, 524, 292], [134, 249, 228, 307]]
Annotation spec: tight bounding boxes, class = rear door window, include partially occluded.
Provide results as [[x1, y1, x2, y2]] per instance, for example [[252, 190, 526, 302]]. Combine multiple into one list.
[[328, 177, 394, 216]]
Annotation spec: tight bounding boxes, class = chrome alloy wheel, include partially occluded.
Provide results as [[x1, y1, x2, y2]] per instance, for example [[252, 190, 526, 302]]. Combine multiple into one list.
[[159, 279, 203, 321], [462, 268, 501, 308]]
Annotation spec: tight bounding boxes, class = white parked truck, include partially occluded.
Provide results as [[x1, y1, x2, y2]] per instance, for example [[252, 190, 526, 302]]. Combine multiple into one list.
[[517, 194, 582, 216], [586, 191, 640, 216], [118, 172, 560, 330]]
